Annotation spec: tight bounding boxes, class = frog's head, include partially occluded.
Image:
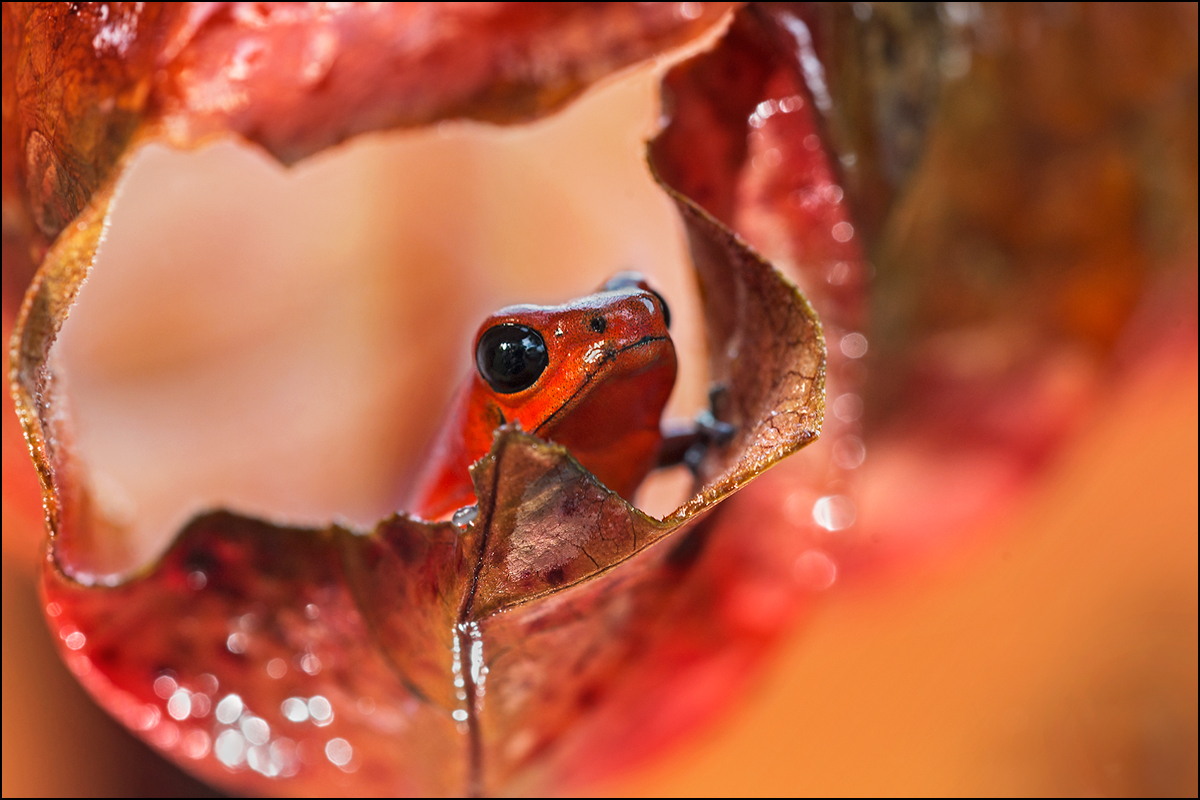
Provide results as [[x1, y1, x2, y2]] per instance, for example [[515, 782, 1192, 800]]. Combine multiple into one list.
[[409, 273, 678, 519], [471, 273, 676, 448]]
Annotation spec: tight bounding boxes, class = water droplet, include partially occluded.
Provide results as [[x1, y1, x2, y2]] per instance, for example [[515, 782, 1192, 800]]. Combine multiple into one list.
[[308, 695, 333, 726], [304, 603, 320, 620], [812, 495, 857, 531], [64, 631, 86, 650], [187, 570, 207, 590], [678, 2, 702, 20], [266, 658, 287, 679], [506, 729, 537, 761], [754, 147, 783, 171], [357, 696, 376, 715], [469, 633, 486, 687], [153, 675, 178, 699], [90, 6, 137, 57], [795, 550, 838, 590], [451, 505, 478, 528], [832, 221, 855, 243], [226, 632, 248, 654], [167, 689, 193, 721], [247, 743, 275, 776], [215, 694, 244, 725], [826, 261, 853, 285], [779, 94, 804, 113], [325, 737, 353, 768], [191, 693, 211, 718], [452, 709, 468, 722], [756, 99, 779, 119], [198, 673, 219, 695], [270, 738, 300, 778], [832, 393, 864, 422], [151, 720, 180, 749], [840, 332, 868, 359], [823, 185, 844, 204], [803, 133, 821, 151], [833, 436, 867, 470], [240, 715, 270, 746], [281, 697, 309, 723], [133, 704, 161, 731], [840, 153, 858, 168], [225, 39, 266, 83], [181, 729, 211, 759], [45, 602, 62, 617], [215, 729, 247, 768], [299, 29, 337, 86], [783, 491, 813, 527], [300, 653, 322, 676]]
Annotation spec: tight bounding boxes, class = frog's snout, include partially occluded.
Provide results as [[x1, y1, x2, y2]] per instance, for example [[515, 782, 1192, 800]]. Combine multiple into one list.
[[600, 272, 671, 330]]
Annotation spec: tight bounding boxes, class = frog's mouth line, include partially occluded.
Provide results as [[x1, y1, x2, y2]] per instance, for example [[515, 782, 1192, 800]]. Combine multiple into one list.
[[533, 334, 671, 435]]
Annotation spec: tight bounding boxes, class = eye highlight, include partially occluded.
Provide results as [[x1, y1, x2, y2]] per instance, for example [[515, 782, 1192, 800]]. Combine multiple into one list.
[[476, 324, 549, 394]]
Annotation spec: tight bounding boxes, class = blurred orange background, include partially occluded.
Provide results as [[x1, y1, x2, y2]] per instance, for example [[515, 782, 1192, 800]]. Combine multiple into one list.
[[619, 361, 1197, 796]]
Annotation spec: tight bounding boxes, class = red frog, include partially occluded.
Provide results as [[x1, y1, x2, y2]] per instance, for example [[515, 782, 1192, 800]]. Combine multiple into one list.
[[409, 273, 718, 521]]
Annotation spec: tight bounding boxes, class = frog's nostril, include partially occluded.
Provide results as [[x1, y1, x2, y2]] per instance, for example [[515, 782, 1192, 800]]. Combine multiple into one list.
[[590, 316, 607, 334]]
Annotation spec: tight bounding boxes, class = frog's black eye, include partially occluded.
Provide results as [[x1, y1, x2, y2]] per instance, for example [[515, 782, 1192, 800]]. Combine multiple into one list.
[[476, 324, 549, 394]]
